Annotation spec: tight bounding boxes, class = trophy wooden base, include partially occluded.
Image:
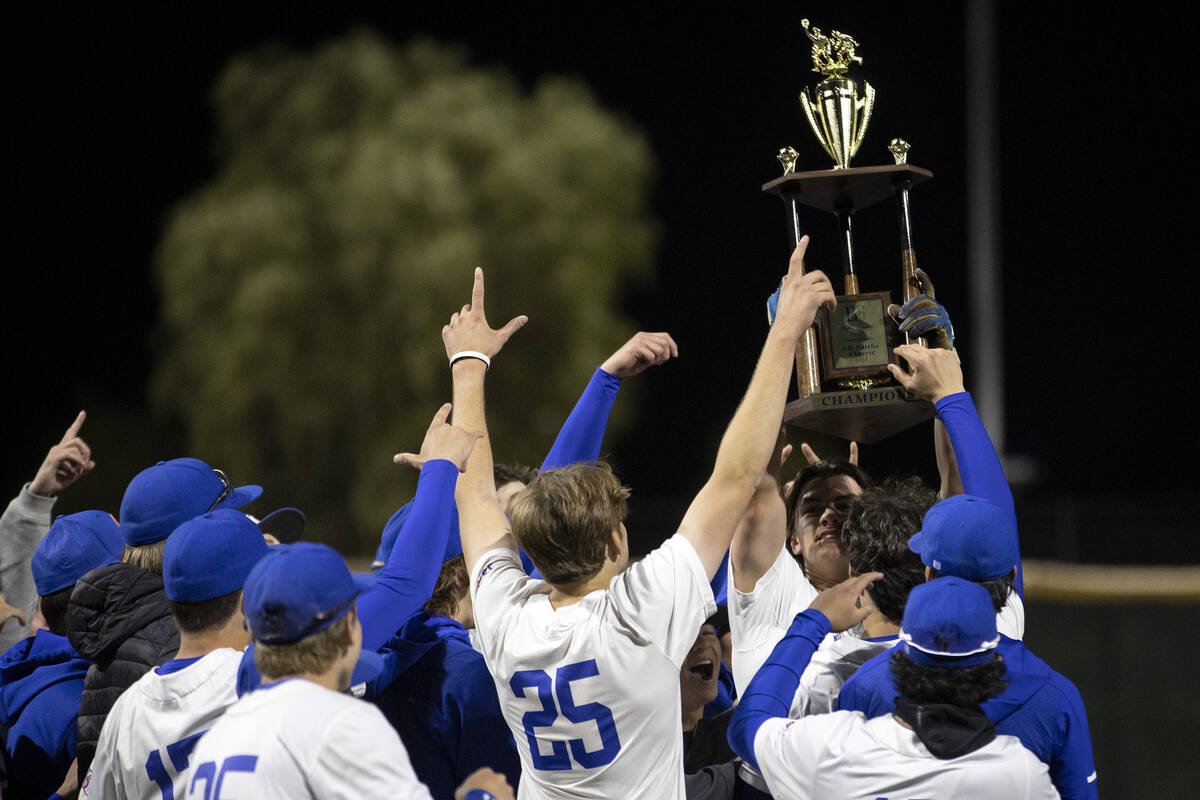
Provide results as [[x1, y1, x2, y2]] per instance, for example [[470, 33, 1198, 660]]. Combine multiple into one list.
[[784, 387, 934, 444]]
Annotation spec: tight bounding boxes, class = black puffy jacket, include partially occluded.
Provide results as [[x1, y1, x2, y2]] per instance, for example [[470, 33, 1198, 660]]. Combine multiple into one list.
[[65, 561, 179, 782]]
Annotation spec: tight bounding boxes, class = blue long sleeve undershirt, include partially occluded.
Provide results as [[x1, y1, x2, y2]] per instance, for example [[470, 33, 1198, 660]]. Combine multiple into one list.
[[727, 609, 831, 771], [358, 459, 459, 651], [935, 391, 1023, 598], [541, 368, 622, 470]]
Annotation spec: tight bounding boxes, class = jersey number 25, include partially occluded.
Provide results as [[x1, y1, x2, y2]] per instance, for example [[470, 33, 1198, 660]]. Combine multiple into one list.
[[509, 658, 621, 770]]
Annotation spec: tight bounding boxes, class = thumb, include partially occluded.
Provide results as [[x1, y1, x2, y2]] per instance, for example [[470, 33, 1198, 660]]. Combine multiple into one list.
[[392, 453, 424, 468], [498, 315, 529, 341]]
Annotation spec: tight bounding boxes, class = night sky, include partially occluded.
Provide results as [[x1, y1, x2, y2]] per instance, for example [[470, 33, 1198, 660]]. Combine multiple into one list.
[[6, 2, 1195, 562]]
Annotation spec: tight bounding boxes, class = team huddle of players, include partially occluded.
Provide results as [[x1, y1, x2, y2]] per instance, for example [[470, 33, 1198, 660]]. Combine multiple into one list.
[[0, 238, 1096, 799]]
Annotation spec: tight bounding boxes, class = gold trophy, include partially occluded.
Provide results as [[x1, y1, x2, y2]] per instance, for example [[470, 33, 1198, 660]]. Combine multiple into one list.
[[763, 21, 938, 443], [798, 19, 875, 169]]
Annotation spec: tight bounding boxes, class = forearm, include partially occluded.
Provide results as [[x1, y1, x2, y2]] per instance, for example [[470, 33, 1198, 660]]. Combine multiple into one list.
[[729, 481, 788, 593], [727, 609, 831, 770], [358, 459, 459, 651], [541, 368, 621, 469], [713, 329, 796, 487], [452, 362, 514, 569], [680, 327, 798, 574], [936, 391, 1022, 595], [934, 418, 964, 500]]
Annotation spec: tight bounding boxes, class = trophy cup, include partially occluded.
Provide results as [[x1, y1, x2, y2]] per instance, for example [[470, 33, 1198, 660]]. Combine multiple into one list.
[[764, 20, 936, 443]]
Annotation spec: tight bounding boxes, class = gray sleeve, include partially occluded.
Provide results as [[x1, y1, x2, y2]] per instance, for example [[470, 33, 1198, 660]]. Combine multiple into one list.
[[0, 484, 58, 649]]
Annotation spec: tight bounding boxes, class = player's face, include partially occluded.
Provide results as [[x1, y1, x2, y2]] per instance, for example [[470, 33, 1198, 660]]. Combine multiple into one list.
[[790, 475, 862, 590], [680, 623, 723, 709]]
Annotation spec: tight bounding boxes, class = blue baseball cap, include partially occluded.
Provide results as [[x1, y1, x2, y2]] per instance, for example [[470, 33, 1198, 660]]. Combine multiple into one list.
[[163, 509, 271, 603], [899, 576, 999, 667], [371, 499, 461, 573], [120, 458, 262, 546], [907, 494, 1018, 582], [32, 511, 125, 596], [243, 542, 374, 645]]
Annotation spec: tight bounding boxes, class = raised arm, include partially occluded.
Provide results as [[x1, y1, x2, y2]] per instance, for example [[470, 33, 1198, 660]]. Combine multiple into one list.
[[442, 269, 528, 574], [727, 572, 879, 769], [1, 411, 93, 649], [678, 238, 835, 579], [889, 345, 1021, 595], [541, 332, 677, 470], [728, 435, 791, 593]]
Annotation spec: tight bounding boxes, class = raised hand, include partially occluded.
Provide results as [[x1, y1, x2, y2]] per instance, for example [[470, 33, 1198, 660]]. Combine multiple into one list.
[[29, 411, 95, 497], [808, 570, 883, 632], [799, 440, 859, 466], [888, 344, 966, 404], [600, 331, 679, 378], [888, 267, 954, 350], [770, 237, 837, 341], [455, 767, 515, 800], [442, 268, 528, 362], [393, 403, 483, 473]]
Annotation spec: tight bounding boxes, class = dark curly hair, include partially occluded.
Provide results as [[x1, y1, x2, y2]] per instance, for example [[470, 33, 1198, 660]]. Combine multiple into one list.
[[841, 477, 937, 623], [930, 568, 1017, 614], [424, 555, 468, 619], [890, 650, 1008, 709]]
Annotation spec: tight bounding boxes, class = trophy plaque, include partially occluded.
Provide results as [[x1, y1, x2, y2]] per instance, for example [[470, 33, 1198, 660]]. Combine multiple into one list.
[[766, 20, 936, 443]]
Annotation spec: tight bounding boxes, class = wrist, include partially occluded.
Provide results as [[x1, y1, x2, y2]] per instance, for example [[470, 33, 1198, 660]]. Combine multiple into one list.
[[930, 386, 967, 405], [449, 350, 491, 369], [27, 477, 56, 498]]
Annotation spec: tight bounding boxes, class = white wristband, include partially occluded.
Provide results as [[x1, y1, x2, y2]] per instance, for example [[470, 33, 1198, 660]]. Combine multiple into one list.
[[450, 350, 491, 369]]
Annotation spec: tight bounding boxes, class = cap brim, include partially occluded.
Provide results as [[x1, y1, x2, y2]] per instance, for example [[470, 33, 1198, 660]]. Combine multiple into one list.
[[907, 530, 925, 555], [258, 507, 306, 544], [221, 485, 264, 510]]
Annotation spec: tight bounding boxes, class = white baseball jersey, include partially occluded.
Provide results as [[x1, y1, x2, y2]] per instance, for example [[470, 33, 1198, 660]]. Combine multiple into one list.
[[470, 534, 716, 800], [727, 546, 818, 697], [83, 648, 242, 800], [185, 677, 431, 799], [754, 710, 1060, 799], [728, 546, 1025, 693], [998, 589, 1025, 640]]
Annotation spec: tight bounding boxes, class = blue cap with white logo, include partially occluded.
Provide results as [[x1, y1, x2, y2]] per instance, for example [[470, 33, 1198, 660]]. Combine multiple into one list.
[[119, 458, 262, 546], [32, 511, 125, 596], [242, 542, 374, 645], [907, 494, 1018, 582], [899, 576, 1000, 667], [163, 509, 271, 603]]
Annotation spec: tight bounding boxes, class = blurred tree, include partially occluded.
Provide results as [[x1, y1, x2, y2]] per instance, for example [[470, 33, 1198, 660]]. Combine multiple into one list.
[[152, 30, 656, 552]]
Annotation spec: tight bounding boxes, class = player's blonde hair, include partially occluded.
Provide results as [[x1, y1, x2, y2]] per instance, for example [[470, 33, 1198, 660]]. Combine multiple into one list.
[[254, 612, 353, 680], [510, 462, 630, 585], [122, 540, 167, 575]]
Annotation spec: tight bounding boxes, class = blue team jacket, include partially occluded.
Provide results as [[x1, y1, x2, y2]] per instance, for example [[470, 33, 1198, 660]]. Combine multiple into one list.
[[838, 635, 1097, 800], [0, 630, 89, 799], [376, 611, 521, 800]]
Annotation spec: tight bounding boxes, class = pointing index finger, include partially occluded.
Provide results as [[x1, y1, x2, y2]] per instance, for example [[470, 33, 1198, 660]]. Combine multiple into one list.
[[471, 267, 485, 312], [61, 411, 86, 443], [786, 236, 810, 280]]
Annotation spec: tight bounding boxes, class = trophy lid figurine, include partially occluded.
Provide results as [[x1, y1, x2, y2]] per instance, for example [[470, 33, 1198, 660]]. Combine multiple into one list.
[[799, 19, 875, 169]]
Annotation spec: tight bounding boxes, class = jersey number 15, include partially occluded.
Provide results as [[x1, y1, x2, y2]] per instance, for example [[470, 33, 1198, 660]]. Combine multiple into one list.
[[509, 658, 621, 770]]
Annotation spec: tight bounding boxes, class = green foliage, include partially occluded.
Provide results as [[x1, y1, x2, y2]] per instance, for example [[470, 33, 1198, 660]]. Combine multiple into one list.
[[152, 31, 656, 552]]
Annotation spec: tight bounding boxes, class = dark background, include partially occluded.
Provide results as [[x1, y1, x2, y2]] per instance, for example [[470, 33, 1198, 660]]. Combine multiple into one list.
[[4, 3, 1197, 794], [5, 1, 1194, 564], [5, 2, 1196, 537]]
